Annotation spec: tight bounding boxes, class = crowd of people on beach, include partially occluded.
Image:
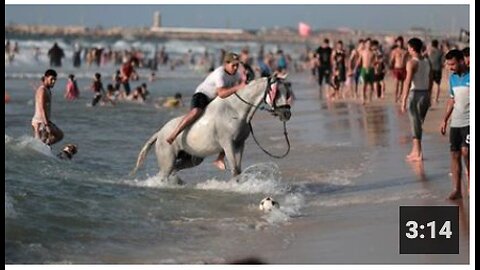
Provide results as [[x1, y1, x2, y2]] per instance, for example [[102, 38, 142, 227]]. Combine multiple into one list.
[[5, 33, 470, 200]]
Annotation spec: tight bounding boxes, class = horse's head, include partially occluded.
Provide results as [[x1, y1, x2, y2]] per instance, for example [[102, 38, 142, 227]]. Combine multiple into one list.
[[265, 74, 293, 122]]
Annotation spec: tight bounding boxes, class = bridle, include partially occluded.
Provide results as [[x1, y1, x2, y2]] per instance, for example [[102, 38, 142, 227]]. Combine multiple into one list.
[[233, 77, 291, 159]]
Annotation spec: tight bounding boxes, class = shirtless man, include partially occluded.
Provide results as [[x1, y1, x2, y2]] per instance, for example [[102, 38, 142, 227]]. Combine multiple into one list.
[[356, 38, 376, 104], [32, 69, 64, 145], [390, 36, 408, 102], [348, 39, 364, 100]]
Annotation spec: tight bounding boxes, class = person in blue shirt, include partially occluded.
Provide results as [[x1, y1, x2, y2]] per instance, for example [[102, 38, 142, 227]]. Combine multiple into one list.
[[440, 49, 470, 200]]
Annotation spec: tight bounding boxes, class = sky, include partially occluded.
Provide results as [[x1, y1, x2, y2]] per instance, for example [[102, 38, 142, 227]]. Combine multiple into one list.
[[4, 4, 470, 33]]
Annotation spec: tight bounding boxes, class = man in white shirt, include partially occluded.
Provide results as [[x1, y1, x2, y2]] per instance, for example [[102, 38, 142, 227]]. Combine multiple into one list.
[[166, 52, 246, 170]]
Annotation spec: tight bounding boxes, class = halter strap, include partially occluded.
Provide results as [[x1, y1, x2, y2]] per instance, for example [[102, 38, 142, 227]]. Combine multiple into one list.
[[234, 77, 275, 116], [233, 77, 291, 159]]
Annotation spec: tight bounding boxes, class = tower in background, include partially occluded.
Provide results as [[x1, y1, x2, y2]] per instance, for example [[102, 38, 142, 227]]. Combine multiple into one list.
[[153, 11, 161, 28]]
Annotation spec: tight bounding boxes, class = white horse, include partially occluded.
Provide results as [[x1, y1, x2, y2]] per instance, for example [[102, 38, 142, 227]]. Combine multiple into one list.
[[131, 75, 293, 182]]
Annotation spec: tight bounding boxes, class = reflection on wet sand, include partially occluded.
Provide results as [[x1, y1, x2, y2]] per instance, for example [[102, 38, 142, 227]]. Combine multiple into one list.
[[407, 160, 427, 182]]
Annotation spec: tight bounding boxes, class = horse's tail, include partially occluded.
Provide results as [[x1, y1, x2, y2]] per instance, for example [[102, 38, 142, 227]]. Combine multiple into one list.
[[130, 132, 158, 176]]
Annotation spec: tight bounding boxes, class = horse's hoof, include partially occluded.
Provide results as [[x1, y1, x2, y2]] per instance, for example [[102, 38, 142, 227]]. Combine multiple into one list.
[[232, 174, 242, 183], [168, 175, 184, 185]]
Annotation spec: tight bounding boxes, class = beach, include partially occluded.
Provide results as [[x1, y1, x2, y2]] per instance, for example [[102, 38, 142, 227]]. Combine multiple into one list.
[[225, 73, 471, 264], [5, 39, 470, 264]]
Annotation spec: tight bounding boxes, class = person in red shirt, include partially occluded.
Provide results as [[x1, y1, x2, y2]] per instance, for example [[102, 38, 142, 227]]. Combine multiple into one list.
[[120, 58, 138, 96]]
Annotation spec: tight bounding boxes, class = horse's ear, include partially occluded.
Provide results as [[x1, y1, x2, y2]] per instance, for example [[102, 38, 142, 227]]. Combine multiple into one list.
[[270, 71, 288, 82], [270, 72, 278, 82]]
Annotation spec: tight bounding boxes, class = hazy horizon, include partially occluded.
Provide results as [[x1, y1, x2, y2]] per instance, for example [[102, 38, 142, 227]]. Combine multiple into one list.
[[5, 5, 470, 33]]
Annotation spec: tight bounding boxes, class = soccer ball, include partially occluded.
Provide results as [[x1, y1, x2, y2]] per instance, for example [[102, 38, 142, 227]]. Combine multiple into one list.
[[259, 197, 279, 212]]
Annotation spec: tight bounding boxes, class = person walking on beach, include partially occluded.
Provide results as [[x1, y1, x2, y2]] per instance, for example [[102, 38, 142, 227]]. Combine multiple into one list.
[[372, 40, 386, 99], [165, 52, 246, 170], [315, 38, 332, 95], [329, 40, 347, 100], [401, 38, 432, 162], [427, 40, 444, 104], [348, 39, 364, 100], [440, 49, 469, 200], [356, 38, 375, 104], [390, 36, 408, 103], [32, 69, 64, 145]]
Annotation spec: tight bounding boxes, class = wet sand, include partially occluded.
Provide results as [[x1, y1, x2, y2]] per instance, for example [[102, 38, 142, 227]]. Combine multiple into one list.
[[240, 72, 470, 264]]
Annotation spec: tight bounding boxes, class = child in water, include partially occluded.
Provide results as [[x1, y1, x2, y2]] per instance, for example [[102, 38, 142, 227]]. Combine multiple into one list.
[[163, 92, 184, 108], [65, 74, 80, 101]]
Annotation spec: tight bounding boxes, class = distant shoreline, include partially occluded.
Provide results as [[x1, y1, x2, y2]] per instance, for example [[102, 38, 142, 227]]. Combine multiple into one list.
[[5, 23, 456, 44]]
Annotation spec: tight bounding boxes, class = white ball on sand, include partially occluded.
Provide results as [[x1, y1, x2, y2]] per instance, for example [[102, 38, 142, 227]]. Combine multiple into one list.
[[259, 197, 280, 212]]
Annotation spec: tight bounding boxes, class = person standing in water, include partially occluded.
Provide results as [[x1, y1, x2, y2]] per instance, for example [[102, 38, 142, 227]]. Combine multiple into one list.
[[390, 36, 409, 103], [31, 69, 64, 145], [64, 74, 80, 101]]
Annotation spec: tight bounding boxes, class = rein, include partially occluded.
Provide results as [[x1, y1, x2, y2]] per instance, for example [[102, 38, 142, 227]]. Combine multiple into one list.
[[234, 78, 291, 159]]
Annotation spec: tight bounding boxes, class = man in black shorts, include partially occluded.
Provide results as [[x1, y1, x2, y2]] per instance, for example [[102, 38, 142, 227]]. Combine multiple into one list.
[[166, 52, 246, 170], [440, 49, 470, 200]]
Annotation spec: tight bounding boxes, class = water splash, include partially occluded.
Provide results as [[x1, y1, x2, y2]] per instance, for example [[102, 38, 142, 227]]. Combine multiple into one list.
[[196, 162, 288, 195], [6, 134, 55, 158], [260, 193, 305, 225]]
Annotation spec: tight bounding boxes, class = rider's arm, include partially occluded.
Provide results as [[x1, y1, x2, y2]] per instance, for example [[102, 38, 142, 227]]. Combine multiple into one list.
[[217, 82, 246, 99]]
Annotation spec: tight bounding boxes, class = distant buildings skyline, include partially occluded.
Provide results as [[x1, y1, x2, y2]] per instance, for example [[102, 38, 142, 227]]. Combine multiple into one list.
[[5, 5, 470, 34]]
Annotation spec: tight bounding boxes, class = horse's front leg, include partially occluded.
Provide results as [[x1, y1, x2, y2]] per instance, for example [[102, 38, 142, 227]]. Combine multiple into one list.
[[223, 141, 242, 177]]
